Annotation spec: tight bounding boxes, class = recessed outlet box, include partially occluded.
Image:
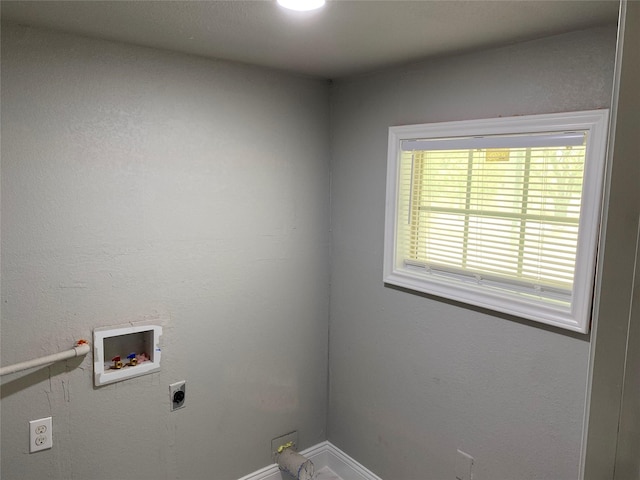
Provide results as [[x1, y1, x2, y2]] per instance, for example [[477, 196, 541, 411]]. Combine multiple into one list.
[[94, 323, 162, 386], [455, 449, 475, 480], [271, 431, 298, 461], [169, 381, 186, 411]]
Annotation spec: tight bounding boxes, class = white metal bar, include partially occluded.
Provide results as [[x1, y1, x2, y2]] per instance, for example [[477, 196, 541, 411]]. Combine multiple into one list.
[[0, 343, 90, 376], [402, 132, 586, 151]]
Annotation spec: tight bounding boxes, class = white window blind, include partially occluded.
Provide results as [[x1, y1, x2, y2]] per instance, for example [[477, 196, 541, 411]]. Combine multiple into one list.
[[384, 111, 609, 333]]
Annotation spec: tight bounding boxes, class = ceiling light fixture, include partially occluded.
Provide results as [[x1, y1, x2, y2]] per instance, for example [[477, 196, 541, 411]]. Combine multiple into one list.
[[277, 0, 326, 12]]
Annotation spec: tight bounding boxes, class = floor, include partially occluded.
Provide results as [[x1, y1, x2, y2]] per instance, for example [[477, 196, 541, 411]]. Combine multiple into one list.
[[315, 466, 343, 480]]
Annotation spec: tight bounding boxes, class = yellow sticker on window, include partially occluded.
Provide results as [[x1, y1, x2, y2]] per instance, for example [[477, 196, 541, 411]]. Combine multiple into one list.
[[485, 148, 510, 162]]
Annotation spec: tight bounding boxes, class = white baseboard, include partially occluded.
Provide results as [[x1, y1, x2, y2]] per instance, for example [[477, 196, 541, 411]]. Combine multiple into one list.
[[238, 441, 382, 480], [320, 442, 383, 480]]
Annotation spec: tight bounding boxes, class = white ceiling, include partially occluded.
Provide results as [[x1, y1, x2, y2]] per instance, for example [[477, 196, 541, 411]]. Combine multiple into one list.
[[1, 0, 619, 79]]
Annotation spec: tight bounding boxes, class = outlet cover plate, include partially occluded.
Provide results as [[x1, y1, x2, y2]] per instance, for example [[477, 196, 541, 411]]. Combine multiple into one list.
[[29, 417, 53, 453], [455, 449, 474, 480], [271, 431, 298, 461], [169, 381, 186, 411]]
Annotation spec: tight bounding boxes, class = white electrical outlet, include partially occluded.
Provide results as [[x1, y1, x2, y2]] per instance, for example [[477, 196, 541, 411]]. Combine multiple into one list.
[[29, 417, 52, 453]]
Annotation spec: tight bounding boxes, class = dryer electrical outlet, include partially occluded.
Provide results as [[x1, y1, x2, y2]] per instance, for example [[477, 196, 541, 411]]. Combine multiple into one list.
[[169, 381, 186, 411]]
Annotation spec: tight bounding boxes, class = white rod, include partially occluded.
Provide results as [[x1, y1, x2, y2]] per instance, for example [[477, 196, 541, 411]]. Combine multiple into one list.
[[0, 343, 91, 376], [402, 132, 586, 151]]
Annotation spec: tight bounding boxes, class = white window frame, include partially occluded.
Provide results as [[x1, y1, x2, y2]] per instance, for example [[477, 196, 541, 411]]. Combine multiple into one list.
[[384, 110, 609, 333]]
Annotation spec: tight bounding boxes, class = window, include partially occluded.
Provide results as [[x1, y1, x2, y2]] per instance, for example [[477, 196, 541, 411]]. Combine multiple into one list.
[[384, 110, 609, 333]]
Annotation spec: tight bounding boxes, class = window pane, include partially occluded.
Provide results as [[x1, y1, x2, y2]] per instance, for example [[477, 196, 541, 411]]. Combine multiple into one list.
[[403, 144, 586, 293]]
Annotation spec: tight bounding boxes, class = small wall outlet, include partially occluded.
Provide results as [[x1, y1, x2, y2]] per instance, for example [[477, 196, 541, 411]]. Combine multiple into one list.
[[455, 449, 474, 480], [169, 381, 186, 411], [271, 431, 298, 461], [29, 417, 52, 453]]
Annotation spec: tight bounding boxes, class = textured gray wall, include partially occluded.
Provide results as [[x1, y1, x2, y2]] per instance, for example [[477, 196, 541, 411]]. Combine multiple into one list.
[[1, 20, 623, 480], [328, 26, 617, 480], [586, 4, 640, 478], [1, 24, 330, 480]]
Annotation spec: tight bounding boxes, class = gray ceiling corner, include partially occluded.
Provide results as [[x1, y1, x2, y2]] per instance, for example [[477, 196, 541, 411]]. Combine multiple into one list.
[[0, 0, 620, 78]]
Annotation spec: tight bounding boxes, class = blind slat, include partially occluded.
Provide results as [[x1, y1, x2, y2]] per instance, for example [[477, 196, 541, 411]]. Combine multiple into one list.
[[398, 142, 586, 293]]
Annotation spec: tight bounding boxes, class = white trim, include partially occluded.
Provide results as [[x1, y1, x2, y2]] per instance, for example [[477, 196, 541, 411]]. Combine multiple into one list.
[[323, 443, 383, 480], [402, 131, 585, 151], [384, 109, 610, 333], [237, 442, 382, 480], [582, 1, 640, 478]]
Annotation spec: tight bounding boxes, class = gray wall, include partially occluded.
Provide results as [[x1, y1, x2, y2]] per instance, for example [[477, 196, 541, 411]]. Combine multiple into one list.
[[586, 4, 640, 478], [1, 20, 623, 480], [1, 24, 330, 480], [328, 26, 617, 480]]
